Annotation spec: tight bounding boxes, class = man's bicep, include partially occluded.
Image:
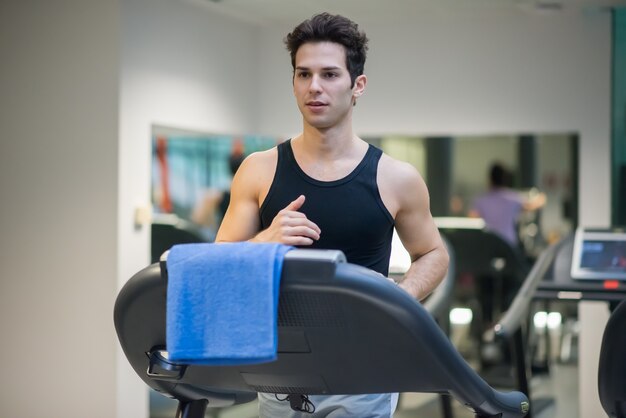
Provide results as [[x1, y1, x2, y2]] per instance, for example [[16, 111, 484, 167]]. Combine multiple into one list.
[[396, 208, 442, 261], [394, 173, 443, 260]]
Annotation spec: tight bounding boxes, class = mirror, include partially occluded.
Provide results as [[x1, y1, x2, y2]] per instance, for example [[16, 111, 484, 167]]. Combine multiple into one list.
[[151, 128, 577, 261]]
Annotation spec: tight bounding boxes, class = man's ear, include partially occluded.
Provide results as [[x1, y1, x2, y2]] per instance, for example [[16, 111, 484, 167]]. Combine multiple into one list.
[[352, 74, 367, 106], [353, 74, 367, 98]]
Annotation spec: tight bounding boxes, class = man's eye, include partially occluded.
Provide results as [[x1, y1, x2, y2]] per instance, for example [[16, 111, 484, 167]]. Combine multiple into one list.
[[297, 72, 310, 78], [324, 72, 338, 78]]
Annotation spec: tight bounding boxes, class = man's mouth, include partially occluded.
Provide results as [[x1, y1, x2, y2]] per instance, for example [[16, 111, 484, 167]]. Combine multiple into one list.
[[307, 101, 327, 107]]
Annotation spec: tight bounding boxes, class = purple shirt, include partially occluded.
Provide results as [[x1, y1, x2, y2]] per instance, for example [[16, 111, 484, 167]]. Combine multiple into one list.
[[472, 188, 523, 246]]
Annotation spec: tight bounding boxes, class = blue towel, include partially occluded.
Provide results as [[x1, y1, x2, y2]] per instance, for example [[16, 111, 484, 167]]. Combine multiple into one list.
[[166, 242, 293, 365]]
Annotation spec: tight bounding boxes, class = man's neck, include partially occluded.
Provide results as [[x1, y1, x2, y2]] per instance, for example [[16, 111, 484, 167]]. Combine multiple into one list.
[[298, 120, 361, 160], [291, 124, 369, 182]]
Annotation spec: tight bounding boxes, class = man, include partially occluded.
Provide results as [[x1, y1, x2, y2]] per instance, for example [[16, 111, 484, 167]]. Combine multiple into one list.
[[216, 12, 449, 417], [469, 162, 546, 247]]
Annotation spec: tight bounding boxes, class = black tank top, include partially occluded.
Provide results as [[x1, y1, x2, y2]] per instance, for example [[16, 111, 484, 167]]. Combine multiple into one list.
[[260, 140, 394, 275]]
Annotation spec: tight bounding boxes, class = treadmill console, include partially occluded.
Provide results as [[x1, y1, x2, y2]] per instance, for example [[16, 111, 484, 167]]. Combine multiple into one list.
[[571, 228, 626, 281]]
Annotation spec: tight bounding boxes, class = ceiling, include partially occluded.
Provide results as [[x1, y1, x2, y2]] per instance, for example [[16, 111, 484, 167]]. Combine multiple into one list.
[[186, 0, 626, 26]]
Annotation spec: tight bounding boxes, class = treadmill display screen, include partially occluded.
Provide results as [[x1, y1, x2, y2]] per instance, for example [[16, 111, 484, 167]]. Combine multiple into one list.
[[572, 229, 626, 280]]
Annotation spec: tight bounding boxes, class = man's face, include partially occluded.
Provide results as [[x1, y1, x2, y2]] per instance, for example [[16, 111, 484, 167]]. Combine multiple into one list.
[[293, 42, 365, 130]]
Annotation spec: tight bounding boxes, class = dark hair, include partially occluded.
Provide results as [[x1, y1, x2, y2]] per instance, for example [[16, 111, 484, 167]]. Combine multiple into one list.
[[229, 153, 244, 176], [490, 163, 507, 187], [284, 12, 369, 87]]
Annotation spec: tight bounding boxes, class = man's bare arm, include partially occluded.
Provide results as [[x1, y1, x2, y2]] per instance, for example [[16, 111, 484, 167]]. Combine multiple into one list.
[[215, 153, 267, 242], [386, 161, 449, 300], [522, 190, 547, 212]]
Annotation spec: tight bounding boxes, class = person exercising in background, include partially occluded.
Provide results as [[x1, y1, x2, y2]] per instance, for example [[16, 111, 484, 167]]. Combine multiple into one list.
[[469, 162, 546, 248], [191, 143, 245, 237], [215, 12, 449, 418]]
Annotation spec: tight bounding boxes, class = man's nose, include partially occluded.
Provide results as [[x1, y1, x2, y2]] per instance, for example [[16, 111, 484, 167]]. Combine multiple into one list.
[[309, 74, 322, 92]]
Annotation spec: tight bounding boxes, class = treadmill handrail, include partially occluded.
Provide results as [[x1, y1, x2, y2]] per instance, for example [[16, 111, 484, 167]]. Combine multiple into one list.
[[284, 248, 346, 263], [493, 242, 561, 339]]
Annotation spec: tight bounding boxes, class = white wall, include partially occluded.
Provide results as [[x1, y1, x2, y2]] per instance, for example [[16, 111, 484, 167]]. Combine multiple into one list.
[[257, 10, 612, 226], [117, 0, 260, 416], [0, 1, 120, 417]]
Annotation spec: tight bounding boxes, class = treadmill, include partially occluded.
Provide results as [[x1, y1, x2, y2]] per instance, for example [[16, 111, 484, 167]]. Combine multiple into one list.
[[115, 245, 529, 418]]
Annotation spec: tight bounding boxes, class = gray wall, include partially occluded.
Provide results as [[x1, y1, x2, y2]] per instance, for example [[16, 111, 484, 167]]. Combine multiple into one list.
[[0, 1, 120, 417]]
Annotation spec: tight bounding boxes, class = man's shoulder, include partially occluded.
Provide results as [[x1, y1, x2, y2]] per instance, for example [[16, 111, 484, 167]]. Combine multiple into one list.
[[244, 146, 278, 165], [238, 147, 278, 176], [378, 152, 422, 185], [376, 152, 428, 213], [232, 147, 279, 198]]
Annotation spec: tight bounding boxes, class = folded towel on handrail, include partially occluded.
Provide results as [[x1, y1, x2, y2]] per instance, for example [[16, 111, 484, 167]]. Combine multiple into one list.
[[166, 242, 293, 365]]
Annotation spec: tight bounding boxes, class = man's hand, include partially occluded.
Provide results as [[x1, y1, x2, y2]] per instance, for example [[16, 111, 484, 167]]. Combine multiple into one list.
[[252, 195, 321, 245]]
